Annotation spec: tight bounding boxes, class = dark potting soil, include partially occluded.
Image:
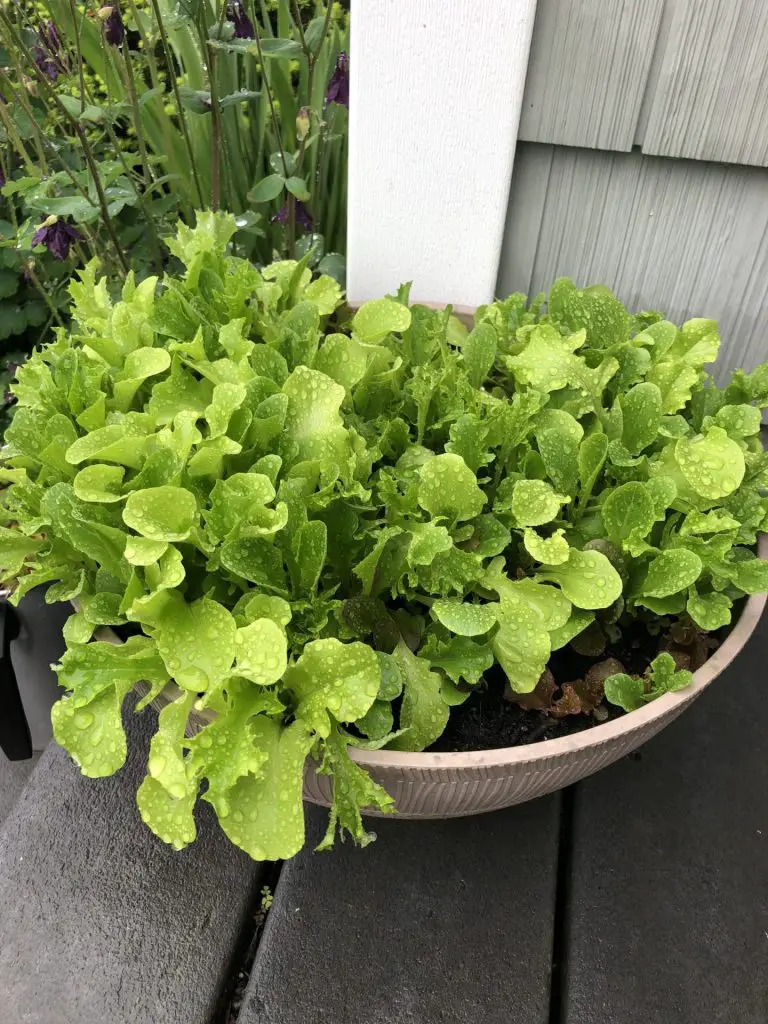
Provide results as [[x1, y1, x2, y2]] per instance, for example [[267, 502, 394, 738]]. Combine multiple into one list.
[[429, 617, 724, 754]]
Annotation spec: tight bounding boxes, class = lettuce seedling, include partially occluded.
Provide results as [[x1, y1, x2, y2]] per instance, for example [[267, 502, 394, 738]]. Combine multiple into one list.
[[1, 214, 767, 861]]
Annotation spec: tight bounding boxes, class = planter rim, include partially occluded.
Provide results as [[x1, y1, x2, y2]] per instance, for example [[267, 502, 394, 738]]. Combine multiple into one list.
[[349, 546, 767, 770]]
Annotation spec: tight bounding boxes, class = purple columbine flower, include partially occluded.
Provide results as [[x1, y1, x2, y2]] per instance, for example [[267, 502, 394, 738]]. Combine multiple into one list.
[[326, 51, 349, 107], [227, 1, 254, 39], [33, 22, 68, 81], [31, 217, 80, 261], [102, 5, 125, 46], [271, 200, 312, 232]]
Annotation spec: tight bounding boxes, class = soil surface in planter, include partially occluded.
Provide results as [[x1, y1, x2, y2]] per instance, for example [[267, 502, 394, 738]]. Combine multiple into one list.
[[429, 618, 722, 754]]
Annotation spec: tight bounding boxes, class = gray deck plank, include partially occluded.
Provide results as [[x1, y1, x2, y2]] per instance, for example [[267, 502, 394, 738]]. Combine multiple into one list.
[[240, 796, 561, 1024], [0, 705, 263, 1024], [0, 752, 39, 825], [563, 611, 768, 1024]]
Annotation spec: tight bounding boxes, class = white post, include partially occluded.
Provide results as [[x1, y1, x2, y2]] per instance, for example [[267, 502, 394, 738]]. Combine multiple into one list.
[[347, 0, 538, 308]]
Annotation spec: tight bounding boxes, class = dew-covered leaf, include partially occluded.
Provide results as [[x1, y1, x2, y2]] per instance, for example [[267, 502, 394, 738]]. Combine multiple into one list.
[[154, 593, 236, 691], [523, 527, 570, 565], [284, 638, 380, 739], [687, 589, 732, 630], [537, 549, 623, 609], [640, 548, 702, 598], [234, 617, 287, 684], [509, 478, 568, 527], [352, 297, 411, 343], [123, 485, 198, 541], [431, 598, 497, 636], [315, 726, 395, 850], [674, 427, 745, 500], [387, 640, 451, 751], [621, 382, 662, 453], [601, 482, 656, 547], [73, 464, 125, 504], [417, 453, 485, 523], [210, 717, 313, 861], [462, 322, 497, 388]]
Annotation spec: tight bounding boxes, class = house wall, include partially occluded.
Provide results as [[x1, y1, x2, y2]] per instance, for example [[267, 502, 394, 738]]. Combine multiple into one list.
[[498, 0, 768, 377]]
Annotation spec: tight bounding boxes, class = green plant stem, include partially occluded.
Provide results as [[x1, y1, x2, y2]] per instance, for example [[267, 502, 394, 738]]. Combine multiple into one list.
[[120, 42, 155, 188], [251, 28, 290, 173], [25, 263, 66, 328], [0, 93, 36, 176], [66, 0, 88, 114], [290, 1, 332, 246], [99, 34, 165, 271], [148, 0, 206, 210], [0, 149, 18, 231]]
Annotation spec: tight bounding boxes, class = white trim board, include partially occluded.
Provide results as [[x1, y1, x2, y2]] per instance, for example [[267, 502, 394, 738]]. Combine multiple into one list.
[[346, 0, 538, 308]]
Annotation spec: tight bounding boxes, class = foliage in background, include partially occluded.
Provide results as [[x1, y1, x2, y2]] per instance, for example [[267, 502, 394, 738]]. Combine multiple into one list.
[[0, 0, 348, 417], [1, 215, 768, 861]]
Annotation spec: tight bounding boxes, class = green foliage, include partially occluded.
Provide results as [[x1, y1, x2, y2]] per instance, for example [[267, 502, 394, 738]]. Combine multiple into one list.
[[1, 221, 767, 862]]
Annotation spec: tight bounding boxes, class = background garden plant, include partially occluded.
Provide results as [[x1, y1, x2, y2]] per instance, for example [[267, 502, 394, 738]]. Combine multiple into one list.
[[0, 0, 348, 422], [1, 213, 767, 862]]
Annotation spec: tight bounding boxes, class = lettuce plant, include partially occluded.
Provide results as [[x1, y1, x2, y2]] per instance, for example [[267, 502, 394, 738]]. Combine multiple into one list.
[[1, 213, 767, 861]]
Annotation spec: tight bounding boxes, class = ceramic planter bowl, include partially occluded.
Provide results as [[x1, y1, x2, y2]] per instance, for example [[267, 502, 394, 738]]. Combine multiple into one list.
[[304, 577, 766, 817], [121, 561, 765, 820]]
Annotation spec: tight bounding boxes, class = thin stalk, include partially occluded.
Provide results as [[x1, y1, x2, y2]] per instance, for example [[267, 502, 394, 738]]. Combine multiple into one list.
[[0, 149, 18, 230], [99, 31, 165, 270], [252, 25, 289, 178], [148, 0, 206, 208], [77, 128, 129, 272], [25, 263, 66, 328], [0, 99, 36, 175], [290, 0, 332, 242], [120, 41, 155, 188], [4, 49, 49, 173], [66, 0, 88, 114]]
